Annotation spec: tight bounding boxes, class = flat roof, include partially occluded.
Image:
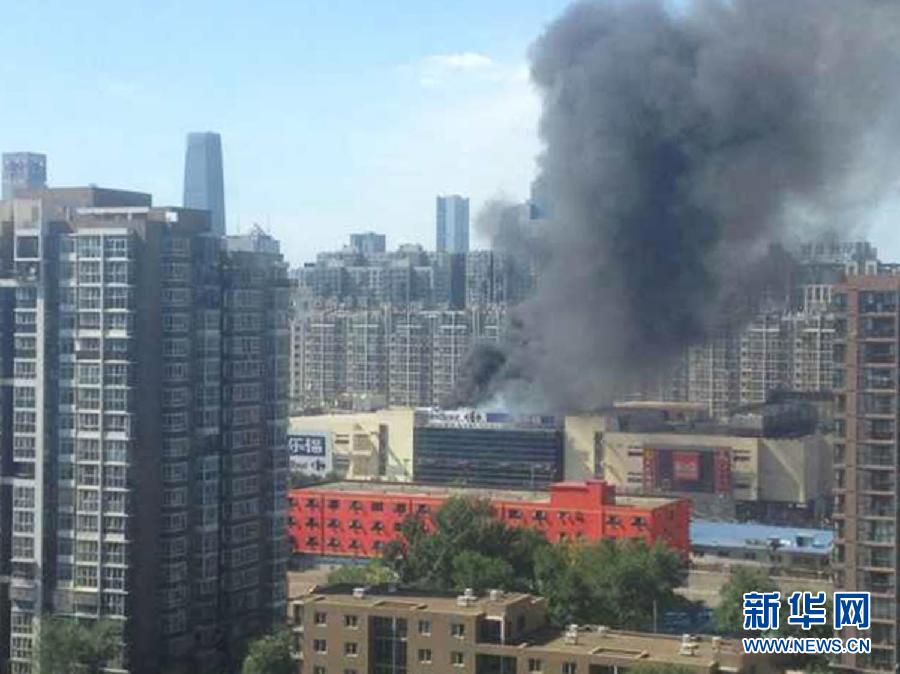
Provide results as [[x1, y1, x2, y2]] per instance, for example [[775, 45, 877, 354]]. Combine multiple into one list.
[[293, 480, 553, 503], [691, 520, 833, 556], [304, 585, 534, 613], [523, 626, 743, 665], [292, 480, 683, 508]]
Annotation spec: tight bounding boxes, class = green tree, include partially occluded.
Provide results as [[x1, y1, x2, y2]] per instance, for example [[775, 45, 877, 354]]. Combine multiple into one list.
[[327, 559, 398, 585], [451, 551, 516, 592], [534, 538, 686, 629], [36, 617, 120, 674], [290, 470, 339, 489], [715, 567, 832, 671], [714, 567, 776, 634], [383, 496, 549, 592], [241, 629, 295, 674]]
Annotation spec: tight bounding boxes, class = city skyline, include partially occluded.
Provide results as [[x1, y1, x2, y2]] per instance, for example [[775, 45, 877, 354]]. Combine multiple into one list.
[[0, 0, 565, 264]]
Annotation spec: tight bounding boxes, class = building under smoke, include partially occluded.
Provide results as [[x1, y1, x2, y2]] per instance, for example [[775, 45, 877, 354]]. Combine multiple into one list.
[[453, 0, 900, 413]]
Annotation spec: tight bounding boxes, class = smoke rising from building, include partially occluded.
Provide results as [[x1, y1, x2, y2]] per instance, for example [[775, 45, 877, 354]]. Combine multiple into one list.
[[456, 0, 900, 412]]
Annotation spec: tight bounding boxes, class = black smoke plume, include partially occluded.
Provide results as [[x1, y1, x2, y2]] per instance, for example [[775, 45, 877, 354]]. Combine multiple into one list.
[[456, 0, 900, 412]]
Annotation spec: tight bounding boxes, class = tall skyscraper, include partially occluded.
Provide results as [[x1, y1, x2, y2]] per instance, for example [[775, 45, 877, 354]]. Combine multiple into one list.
[[436, 194, 470, 254], [832, 275, 899, 672], [183, 132, 226, 235], [2, 154, 47, 200], [0, 187, 288, 674]]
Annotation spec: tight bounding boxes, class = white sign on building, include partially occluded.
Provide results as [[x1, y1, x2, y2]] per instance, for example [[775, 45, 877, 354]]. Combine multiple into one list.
[[288, 432, 333, 477]]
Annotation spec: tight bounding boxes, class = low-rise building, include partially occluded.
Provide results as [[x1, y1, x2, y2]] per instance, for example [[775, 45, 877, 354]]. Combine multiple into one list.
[[288, 479, 690, 559], [289, 585, 775, 674], [691, 520, 833, 574], [565, 402, 833, 524], [290, 409, 415, 481]]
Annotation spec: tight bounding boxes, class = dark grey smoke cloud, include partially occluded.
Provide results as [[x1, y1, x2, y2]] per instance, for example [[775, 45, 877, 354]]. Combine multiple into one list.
[[458, 0, 900, 412]]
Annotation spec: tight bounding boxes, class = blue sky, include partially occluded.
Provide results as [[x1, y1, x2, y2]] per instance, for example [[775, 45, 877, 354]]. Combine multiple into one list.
[[0, 0, 571, 263], [2, 0, 898, 264]]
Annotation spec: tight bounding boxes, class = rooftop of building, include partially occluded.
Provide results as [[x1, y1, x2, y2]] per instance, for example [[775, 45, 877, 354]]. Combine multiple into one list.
[[691, 520, 833, 557], [290, 479, 682, 510], [14, 185, 152, 208], [303, 584, 534, 614], [296, 585, 745, 667], [592, 399, 820, 438], [414, 408, 561, 430], [521, 625, 743, 666]]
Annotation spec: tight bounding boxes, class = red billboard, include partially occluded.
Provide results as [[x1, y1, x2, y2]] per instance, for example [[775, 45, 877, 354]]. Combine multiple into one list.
[[672, 451, 700, 482]]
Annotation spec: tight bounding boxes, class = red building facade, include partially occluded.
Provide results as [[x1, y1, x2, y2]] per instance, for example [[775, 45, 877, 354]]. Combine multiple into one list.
[[288, 479, 690, 558]]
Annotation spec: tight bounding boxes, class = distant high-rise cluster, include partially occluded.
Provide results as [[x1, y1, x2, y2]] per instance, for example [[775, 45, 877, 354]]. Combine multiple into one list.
[[288, 219, 540, 413], [637, 243, 881, 418], [290, 303, 507, 411], [0, 185, 289, 673], [1, 153, 47, 200], [292, 235, 535, 310]]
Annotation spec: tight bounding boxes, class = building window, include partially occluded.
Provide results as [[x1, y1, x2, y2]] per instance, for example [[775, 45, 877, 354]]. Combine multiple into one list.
[[344, 642, 358, 656], [451, 623, 465, 638], [418, 620, 432, 635], [372, 616, 408, 673], [529, 659, 543, 672], [452, 651, 465, 667], [371, 501, 384, 512], [344, 615, 359, 628], [315, 612, 327, 626], [313, 668, 326, 674], [313, 639, 327, 654], [418, 648, 432, 663], [562, 663, 577, 674]]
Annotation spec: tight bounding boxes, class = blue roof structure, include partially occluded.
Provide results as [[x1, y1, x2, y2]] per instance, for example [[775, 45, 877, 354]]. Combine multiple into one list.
[[691, 520, 833, 557]]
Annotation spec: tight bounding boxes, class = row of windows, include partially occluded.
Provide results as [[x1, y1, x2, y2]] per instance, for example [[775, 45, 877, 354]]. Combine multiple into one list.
[[310, 658, 574, 674], [59, 236, 132, 258], [310, 612, 455, 638]]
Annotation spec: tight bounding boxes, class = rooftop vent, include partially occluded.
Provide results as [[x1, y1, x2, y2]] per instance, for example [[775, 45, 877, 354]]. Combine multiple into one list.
[[489, 589, 503, 601], [564, 624, 579, 645], [596, 625, 609, 637], [680, 634, 698, 656], [352, 587, 367, 599], [456, 588, 477, 607]]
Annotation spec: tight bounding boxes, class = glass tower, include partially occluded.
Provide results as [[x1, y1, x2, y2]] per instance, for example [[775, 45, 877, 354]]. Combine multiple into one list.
[[183, 133, 226, 236]]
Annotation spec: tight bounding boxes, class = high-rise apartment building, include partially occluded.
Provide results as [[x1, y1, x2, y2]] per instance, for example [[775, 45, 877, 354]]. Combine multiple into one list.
[[1, 154, 47, 201], [435, 195, 469, 254], [349, 232, 386, 256], [290, 306, 506, 412], [183, 132, 226, 236], [832, 275, 900, 672], [0, 188, 288, 674]]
